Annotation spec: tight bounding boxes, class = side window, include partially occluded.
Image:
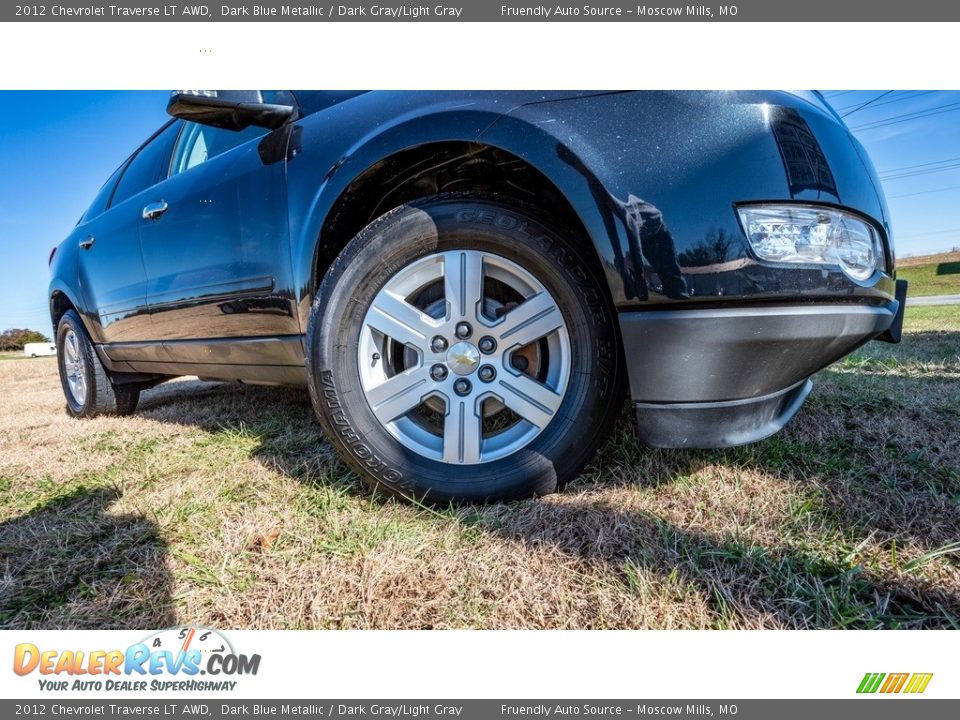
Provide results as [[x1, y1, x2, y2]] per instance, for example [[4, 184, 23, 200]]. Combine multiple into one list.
[[169, 123, 267, 177], [110, 122, 180, 208], [80, 162, 126, 223]]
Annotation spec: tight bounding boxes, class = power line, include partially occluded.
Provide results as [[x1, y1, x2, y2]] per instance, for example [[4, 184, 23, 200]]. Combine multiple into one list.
[[881, 163, 960, 182], [0, 305, 50, 314], [841, 91, 894, 118], [1, 315, 53, 326], [896, 227, 960, 240], [0, 322, 51, 328], [0, 307, 51, 314], [850, 100, 960, 130], [888, 184, 960, 199], [880, 155, 960, 175], [0, 305, 52, 315], [836, 90, 936, 113], [849, 101, 960, 131], [0, 306, 52, 316]]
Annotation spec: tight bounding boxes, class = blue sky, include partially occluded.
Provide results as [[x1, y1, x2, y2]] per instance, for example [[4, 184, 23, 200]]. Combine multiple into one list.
[[824, 90, 960, 259], [0, 92, 170, 333], [1, 90, 958, 333]]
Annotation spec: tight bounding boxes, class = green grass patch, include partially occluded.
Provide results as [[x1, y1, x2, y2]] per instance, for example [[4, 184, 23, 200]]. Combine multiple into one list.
[[901, 304, 960, 331], [840, 305, 960, 372], [899, 259, 960, 297]]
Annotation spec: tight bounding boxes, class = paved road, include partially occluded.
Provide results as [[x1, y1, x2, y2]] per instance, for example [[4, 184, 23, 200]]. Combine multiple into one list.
[[906, 294, 960, 306]]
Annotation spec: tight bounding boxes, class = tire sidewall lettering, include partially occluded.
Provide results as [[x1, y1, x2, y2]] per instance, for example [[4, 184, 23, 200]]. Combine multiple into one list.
[[317, 370, 406, 487]]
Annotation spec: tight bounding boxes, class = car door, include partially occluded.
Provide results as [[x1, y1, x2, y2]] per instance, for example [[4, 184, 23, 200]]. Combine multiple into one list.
[[76, 122, 180, 345], [137, 119, 299, 364]]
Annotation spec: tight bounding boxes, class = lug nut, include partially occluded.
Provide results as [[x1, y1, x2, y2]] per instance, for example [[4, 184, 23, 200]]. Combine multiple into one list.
[[455, 321, 472, 339], [430, 364, 448, 381], [478, 336, 497, 354], [511, 355, 529, 372], [431, 336, 448, 353], [453, 378, 472, 396], [478, 365, 496, 383]]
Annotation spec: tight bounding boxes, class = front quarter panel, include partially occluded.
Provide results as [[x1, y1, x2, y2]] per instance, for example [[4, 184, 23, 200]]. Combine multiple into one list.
[[493, 91, 896, 308], [483, 91, 901, 449], [285, 91, 626, 329], [48, 233, 83, 335], [285, 91, 508, 329]]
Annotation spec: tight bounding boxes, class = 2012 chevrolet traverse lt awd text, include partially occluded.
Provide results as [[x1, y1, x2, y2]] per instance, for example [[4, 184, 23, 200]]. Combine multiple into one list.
[[48, 91, 907, 503]]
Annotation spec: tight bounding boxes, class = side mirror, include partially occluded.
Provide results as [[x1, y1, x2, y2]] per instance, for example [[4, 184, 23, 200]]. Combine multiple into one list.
[[167, 91, 296, 131]]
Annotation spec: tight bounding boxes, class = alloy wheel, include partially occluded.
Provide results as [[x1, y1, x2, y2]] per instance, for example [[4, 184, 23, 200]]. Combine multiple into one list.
[[63, 329, 87, 406], [357, 250, 571, 464]]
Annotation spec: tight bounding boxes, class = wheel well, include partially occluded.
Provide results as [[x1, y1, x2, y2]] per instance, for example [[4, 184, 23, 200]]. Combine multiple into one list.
[[316, 142, 593, 285], [50, 291, 76, 328]]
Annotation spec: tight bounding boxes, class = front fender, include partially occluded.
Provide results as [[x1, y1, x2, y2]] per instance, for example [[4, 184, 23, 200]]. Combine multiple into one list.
[[47, 235, 87, 338], [490, 90, 896, 308], [476, 105, 642, 304], [285, 91, 630, 329], [286, 93, 514, 329]]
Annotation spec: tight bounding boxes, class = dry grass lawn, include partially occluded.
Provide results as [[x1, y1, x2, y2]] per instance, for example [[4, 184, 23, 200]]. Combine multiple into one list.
[[898, 251, 960, 269], [1, 306, 958, 630]]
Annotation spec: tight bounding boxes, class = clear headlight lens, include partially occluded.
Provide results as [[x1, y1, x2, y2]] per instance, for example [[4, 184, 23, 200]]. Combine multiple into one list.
[[737, 204, 882, 281]]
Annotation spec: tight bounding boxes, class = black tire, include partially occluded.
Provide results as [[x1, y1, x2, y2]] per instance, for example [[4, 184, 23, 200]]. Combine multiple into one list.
[[56, 310, 140, 418], [306, 196, 624, 504]]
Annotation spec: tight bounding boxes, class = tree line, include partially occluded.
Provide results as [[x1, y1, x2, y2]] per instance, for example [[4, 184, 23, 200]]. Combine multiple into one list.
[[0, 328, 50, 351]]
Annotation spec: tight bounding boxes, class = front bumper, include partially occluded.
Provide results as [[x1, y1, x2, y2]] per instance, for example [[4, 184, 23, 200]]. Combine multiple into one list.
[[620, 291, 905, 448]]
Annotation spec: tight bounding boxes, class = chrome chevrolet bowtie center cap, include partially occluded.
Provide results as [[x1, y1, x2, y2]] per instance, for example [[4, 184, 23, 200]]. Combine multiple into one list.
[[446, 341, 481, 376]]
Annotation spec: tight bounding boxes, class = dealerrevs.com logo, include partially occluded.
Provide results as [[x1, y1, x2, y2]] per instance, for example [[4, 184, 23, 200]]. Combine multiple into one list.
[[13, 627, 260, 693]]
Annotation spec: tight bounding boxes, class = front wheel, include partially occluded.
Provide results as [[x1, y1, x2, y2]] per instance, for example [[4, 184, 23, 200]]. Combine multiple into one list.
[[306, 197, 624, 504], [57, 310, 140, 418]]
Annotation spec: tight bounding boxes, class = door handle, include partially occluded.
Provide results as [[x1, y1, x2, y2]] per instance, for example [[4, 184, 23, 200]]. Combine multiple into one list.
[[79, 235, 95, 250], [142, 200, 169, 220]]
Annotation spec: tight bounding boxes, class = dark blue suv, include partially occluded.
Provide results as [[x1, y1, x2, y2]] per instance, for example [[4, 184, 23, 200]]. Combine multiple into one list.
[[48, 91, 907, 503]]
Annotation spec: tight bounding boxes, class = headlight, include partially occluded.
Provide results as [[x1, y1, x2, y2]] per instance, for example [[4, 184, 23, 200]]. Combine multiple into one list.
[[737, 204, 883, 281]]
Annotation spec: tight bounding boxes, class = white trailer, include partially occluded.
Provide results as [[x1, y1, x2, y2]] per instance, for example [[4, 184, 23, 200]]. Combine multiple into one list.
[[23, 343, 56, 358]]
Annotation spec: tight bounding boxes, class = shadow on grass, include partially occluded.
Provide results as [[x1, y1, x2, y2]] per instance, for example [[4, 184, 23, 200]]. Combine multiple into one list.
[[846, 329, 960, 367], [481, 497, 960, 629], [126, 330, 960, 629], [0, 487, 174, 629]]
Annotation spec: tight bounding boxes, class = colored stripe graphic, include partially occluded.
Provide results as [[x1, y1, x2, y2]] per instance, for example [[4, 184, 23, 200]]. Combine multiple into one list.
[[857, 672, 932, 694], [904, 673, 934, 694], [857, 673, 885, 693], [880, 673, 909, 693]]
